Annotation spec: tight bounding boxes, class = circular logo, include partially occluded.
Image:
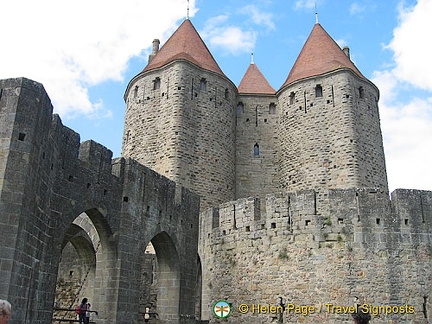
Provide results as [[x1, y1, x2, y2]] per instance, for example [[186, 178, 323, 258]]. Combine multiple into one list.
[[213, 300, 231, 318]]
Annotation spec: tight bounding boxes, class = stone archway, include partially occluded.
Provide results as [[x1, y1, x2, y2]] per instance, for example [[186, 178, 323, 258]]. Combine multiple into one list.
[[141, 231, 180, 323], [54, 213, 99, 321], [53, 208, 118, 324]]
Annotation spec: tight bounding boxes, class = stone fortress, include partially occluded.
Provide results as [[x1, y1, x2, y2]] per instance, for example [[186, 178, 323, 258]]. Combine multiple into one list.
[[0, 15, 431, 324]]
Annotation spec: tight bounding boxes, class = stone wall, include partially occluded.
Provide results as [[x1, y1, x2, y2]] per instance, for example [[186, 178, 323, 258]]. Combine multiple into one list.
[[199, 188, 432, 323], [235, 94, 278, 200], [0, 78, 200, 324], [277, 70, 388, 193], [123, 61, 237, 210]]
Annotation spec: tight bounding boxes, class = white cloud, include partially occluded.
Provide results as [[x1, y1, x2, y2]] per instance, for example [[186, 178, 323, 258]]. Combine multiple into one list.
[[372, 0, 432, 191], [201, 4, 276, 56], [241, 5, 275, 30], [335, 38, 348, 48], [374, 72, 432, 192], [202, 15, 257, 55], [0, 0, 194, 118], [350, 3, 366, 15], [294, 0, 325, 11], [387, 0, 432, 91], [294, 0, 317, 10]]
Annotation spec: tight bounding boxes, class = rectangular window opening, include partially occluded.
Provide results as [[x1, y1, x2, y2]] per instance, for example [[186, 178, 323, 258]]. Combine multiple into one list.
[[315, 85, 323, 97], [18, 133, 26, 141]]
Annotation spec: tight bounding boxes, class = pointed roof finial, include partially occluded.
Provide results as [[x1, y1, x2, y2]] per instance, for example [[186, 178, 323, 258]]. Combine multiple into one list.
[[315, 2, 319, 24], [187, 0, 190, 19], [251, 53, 255, 64]]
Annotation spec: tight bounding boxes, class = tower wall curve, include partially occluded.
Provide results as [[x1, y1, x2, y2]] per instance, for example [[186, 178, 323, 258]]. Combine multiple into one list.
[[123, 60, 237, 209], [277, 69, 388, 192]]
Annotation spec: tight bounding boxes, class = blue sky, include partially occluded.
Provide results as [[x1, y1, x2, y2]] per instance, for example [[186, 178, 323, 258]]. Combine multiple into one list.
[[1, 0, 431, 192]]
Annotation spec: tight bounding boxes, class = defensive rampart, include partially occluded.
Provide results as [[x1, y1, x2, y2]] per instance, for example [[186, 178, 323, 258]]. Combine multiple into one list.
[[199, 188, 432, 323]]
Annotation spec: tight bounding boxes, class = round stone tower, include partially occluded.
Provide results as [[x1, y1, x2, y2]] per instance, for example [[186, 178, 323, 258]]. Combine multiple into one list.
[[122, 19, 237, 209], [277, 23, 388, 192]]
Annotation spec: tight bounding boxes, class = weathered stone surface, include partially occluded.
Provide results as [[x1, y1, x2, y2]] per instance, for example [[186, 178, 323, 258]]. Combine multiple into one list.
[[277, 71, 388, 193], [0, 78, 200, 324], [199, 189, 432, 323], [123, 62, 237, 210]]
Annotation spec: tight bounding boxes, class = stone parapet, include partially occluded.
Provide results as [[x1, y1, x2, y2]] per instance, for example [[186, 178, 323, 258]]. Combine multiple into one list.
[[199, 188, 432, 323]]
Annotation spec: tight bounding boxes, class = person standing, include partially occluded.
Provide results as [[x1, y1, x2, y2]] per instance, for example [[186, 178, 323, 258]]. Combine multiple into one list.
[[352, 306, 371, 324], [85, 302, 92, 323], [78, 298, 90, 324]]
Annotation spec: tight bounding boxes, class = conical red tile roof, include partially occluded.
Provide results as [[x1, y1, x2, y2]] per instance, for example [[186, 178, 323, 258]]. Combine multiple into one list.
[[143, 19, 225, 77], [238, 63, 275, 94], [280, 23, 365, 89]]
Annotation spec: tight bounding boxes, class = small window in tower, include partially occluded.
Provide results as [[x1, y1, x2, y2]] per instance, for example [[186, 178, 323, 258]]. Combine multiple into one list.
[[153, 77, 161, 90], [200, 78, 207, 91], [254, 143, 259, 156], [134, 86, 138, 98], [359, 86, 364, 99], [315, 84, 323, 97], [125, 130, 131, 144], [269, 103, 276, 114], [225, 88, 229, 100], [289, 92, 295, 104], [236, 102, 244, 115], [18, 133, 26, 141]]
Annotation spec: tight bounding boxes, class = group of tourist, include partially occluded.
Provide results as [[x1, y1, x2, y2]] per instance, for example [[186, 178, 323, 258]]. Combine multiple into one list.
[[76, 298, 92, 323]]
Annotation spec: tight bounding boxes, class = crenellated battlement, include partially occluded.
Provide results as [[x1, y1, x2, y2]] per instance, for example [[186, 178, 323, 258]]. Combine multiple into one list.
[[198, 188, 432, 323], [200, 188, 432, 247], [0, 78, 198, 214], [0, 78, 115, 180]]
